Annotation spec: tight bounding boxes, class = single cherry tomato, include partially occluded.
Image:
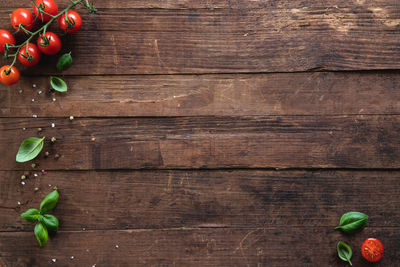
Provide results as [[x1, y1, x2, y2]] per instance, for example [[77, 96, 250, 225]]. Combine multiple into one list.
[[18, 43, 42, 67], [0, 65, 20, 86], [33, 0, 58, 22], [361, 238, 384, 262], [58, 10, 82, 33], [11, 8, 34, 32], [0, 29, 16, 53], [37, 32, 61, 55]]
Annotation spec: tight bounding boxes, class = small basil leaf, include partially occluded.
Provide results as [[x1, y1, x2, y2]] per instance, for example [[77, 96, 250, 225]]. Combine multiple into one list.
[[56, 52, 72, 71], [337, 241, 353, 266], [21, 208, 40, 222], [335, 211, 368, 234], [34, 222, 48, 247], [40, 189, 59, 214], [50, 76, 67, 92], [39, 214, 59, 232], [16, 137, 45, 163]]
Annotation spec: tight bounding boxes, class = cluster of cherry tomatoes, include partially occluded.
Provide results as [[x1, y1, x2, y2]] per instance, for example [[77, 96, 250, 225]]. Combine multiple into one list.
[[0, 0, 82, 85]]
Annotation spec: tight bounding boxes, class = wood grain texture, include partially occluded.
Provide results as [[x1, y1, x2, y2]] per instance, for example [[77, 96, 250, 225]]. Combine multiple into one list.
[[1, 170, 400, 232], [2, 116, 400, 170], [2, 72, 400, 117], [1, 3, 400, 74], [1, 0, 398, 9], [1, 228, 399, 267]]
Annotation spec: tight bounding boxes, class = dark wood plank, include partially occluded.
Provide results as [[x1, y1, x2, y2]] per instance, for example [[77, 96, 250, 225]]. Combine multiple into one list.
[[1, 227, 399, 266], [2, 72, 400, 117], [1, 170, 399, 232], [1, 116, 400, 170], [1, 4, 400, 74], [2, 0, 399, 9]]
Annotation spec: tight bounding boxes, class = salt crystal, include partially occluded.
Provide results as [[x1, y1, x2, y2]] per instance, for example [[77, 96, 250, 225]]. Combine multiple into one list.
[[22, 128, 26, 131], [51, 123, 55, 128], [34, 173, 38, 177], [52, 259, 56, 263], [34, 187, 39, 191], [82, 227, 86, 231], [17, 201, 21, 205], [70, 256, 74, 260], [92, 265, 96, 267], [48, 184, 52, 187], [52, 98, 56, 102], [19, 90, 23, 94], [32, 98, 35, 102], [38, 90, 42, 95], [32, 84, 37, 88], [69, 116, 74, 121], [115, 245, 119, 248], [21, 181, 25, 185], [32, 114, 37, 118]]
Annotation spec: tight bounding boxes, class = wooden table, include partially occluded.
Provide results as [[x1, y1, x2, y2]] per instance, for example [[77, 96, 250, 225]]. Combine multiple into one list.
[[1, 0, 400, 266]]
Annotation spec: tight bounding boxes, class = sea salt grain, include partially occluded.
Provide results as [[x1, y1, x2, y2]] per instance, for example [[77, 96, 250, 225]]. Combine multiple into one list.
[[38, 90, 42, 95], [17, 201, 21, 205], [70, 256, 74, 260], [115, 245, 119, 248], [22, 128, 26, 131], [82, 227, 86, 231], [32, 114, 38, 118], [21, 181, 25, 185], [51, 123, 55, 128], [52, 98, 56, 102], [32, 98, 35, 102], [52, 259, 56, 263], [48, 184, 52, 187], [32, 84, 36, 88], [34, 173, 38, 177], [19, 90, 23, 94]]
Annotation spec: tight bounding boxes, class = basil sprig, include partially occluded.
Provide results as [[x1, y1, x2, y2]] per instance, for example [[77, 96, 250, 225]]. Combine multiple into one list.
[[335, 211, 368, 234], [16, 137, 45, 163], [21, 189, 60, 247], [50, 76, 68, 92], [337, 241, 353, 266], [56, 52, 72, 71]]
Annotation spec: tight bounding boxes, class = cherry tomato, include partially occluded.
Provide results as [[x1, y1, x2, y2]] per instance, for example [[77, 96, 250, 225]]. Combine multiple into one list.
[[18, 43, 42, 67], [11, 8, 34, 32], [37, 32, 61, 55], [0, 29, 16, 53], [33, 0, 58, 22], [361, 238, 384, 262], [0, 65, 20, 86], [58, 10, 82, 33]]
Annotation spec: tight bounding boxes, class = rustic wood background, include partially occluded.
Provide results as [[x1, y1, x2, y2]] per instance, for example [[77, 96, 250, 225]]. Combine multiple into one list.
[[1, 0, 400, 266]]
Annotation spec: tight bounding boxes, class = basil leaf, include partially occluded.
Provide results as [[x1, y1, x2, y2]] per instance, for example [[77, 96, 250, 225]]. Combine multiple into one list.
[[39, 214, 59, 232], [56, 52, 72, 71], [40, 189, 59, 214], [337, 241, 353, 266], [34, 222, 48, 247], [335, 211, 368, 234], [21, 208, 40, 222], [16, 137, 45, 163], [50, 76, 67, 92]]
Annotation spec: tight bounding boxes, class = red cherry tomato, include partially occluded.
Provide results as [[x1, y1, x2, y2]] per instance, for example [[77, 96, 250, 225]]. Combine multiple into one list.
[[0, 65, 20, 86], [58, 10, 82, 33], [11, 8, 34, 32], [18, 43, 41, 67], [33, 0, 58, 22], [361, 238, 384, 262], [37, 32, 61, 55], [0, 29, 16, 53]]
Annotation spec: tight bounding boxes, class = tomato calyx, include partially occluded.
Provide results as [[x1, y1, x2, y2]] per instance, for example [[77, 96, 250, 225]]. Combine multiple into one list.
[[38, 33, 51, 47]]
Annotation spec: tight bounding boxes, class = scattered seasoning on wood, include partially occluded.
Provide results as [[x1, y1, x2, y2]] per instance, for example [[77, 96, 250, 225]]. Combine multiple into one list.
[[31, 163, 36, 168], [32, 114, 38, 118], [54, 154, 60, 159], [45, 151, 50, 157], [51, 123, 55, 128], [31, 99, 35, 102], [34, 173, 38, 177], [21, 175, 26, 180], [70, 256, 74, 260], [22, 128, 26, 131], [17, 201, 21, 205], [38, 90, 42, 95], [52, 259, 56, 263], [32, 84, 36, 88], [69, 116, 74, 121], [52, 98, 56, 102], [34, 187, 39, 191], [21, 181, 25, 185], [51, 137, 57, 143], [37, 128, 42, 132]]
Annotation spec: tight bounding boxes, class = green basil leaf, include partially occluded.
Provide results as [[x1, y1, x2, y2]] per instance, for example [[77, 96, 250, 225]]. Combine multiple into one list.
[[40, 189, 59, 214], [39, 214, 59, 232], [16, 137, 45, 163], [50, 76, 67, 92], [34, 222, 48, 247], [56, 52, 72, 71], [335, 211, 368, 234], [337, 241, 353, 266], [21, 208, 40, 222]]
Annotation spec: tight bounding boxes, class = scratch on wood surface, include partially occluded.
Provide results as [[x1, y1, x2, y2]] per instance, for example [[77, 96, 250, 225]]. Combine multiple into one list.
[[154, 39, 163, 68], [110, 34, 120, 66], [234, 229, 259, 267], [369, 7, 400, 27]]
